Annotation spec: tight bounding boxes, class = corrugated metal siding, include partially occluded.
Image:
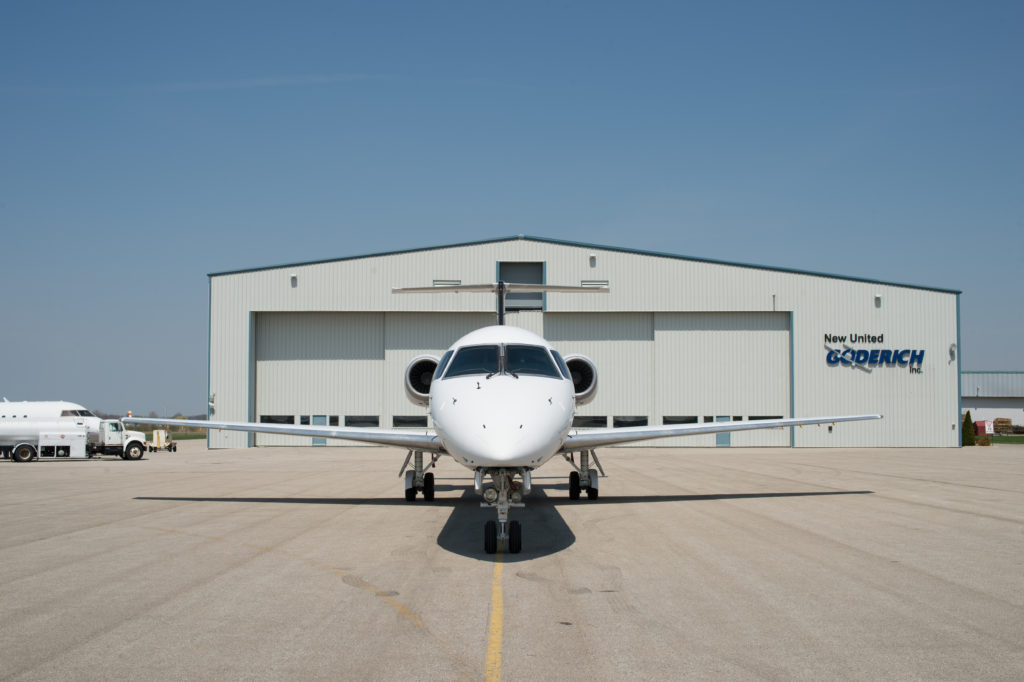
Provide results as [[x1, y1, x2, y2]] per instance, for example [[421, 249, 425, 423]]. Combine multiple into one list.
[[544, 313, 655, 426], [653, 312, 790, 447], [792, 281, 959, 447], [962, 373, 1024, 398], [255, 312, 383, 446], [209, 238, 960, 448]]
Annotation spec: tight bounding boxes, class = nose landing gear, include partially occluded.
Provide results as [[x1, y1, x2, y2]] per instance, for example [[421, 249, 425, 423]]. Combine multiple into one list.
[[479, 468, 527, 554]]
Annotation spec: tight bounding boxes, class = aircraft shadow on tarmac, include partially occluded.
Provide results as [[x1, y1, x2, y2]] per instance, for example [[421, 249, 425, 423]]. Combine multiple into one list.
[[136, 486, 872, 563]]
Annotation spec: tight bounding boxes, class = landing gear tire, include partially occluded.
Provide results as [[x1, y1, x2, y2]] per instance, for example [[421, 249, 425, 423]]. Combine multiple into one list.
[[12, 444, 35, 463], [508, 520, 522, 554], [484, 520, 498, 554], [405, 486, 417, 502], [422, 472, 435, 501], [569, 471, 581, 500], [587, 486, 599, 500]]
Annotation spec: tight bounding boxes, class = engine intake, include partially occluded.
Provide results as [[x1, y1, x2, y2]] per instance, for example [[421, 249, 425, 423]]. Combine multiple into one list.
[[404, 355, 440, 406], [563, 354, 598, 405]]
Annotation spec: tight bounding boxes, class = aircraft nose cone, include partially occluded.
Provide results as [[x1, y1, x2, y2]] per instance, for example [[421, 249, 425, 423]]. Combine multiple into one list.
[[479, 420, 527, 456], [431, 376, 573, 467]]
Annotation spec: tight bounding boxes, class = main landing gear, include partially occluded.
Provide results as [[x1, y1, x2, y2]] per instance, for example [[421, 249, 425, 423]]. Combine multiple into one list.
[[401, 450, 437, 501], [477, 468, 529, 555], [563, 449, 604, 501]]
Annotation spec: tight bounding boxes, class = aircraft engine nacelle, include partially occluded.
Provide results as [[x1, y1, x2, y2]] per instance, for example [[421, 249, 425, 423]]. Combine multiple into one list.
[[563, 354, 598, 406], [404, 355, 440, 407]]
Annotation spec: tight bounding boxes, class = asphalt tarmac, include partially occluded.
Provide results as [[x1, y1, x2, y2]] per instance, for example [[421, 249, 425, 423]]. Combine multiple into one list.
[[1, 442, 1022, 681]]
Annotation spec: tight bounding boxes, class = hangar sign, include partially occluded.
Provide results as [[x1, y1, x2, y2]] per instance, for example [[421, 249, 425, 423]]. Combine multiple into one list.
[[824, 333, 925, 373]]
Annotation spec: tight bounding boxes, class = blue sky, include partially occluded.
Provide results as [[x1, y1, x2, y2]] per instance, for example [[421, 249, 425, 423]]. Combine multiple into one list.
[[2, 1, 1021, 414]]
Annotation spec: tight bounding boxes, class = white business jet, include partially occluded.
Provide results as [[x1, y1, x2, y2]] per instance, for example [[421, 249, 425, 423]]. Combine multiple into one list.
[[125, 283, 881, 554]]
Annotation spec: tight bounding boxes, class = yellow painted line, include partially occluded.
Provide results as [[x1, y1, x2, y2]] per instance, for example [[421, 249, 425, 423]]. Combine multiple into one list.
[[485, 552, 504, 682]]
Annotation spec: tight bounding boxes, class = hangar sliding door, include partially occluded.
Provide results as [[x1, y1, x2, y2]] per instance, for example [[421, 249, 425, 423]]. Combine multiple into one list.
[[654, 312, 791, 447], [544, 313, 655, 430], [253, 311, 495, 446], [253, 312, 385, 446]]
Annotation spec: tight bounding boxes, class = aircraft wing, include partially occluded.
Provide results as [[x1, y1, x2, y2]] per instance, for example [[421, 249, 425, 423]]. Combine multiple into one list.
[[123, 417, 445, 453], [559, 414, 882, 452]]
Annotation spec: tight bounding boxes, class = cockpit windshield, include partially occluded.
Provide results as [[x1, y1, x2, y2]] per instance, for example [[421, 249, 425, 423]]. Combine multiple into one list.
[[445, 345, 500, 378], [433, 350, 454, 380], [551, 350, 571, 380], [506, 345, 561, 378], [441, 343, 564, 379]]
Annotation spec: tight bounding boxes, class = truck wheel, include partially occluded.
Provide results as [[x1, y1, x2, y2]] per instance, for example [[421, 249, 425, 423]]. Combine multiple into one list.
[[12, 444, 36, 463], [124, 442, 144, 460]]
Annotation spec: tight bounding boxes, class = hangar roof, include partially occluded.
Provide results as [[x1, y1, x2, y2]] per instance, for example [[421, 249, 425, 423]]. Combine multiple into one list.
[[209, 235, 961, 295], [962, 372, 1024, 398]]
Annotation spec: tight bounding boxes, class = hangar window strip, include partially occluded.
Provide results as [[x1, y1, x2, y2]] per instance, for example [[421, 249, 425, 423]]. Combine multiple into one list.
[[573, 416, 607, 427], [613, 416, 648, 427], [345, 416, 379, 427], [260, 415, 295, 424], [394, 416, 428, 427], [749, 415, 784, 421], [663, 416, 698, 425]]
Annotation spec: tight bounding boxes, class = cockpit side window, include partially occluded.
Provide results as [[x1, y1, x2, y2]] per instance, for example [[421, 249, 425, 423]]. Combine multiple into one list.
[[551, 350, 571, 380], [445, 345, 500, 378], [433, 350, 454, 380], [76, 410, 96, 417], [61, 410, 76, 417], [506, 345, 561, 378]]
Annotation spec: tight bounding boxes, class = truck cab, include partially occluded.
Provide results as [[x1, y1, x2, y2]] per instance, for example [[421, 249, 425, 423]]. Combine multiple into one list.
[[93, 420, 147, 460]]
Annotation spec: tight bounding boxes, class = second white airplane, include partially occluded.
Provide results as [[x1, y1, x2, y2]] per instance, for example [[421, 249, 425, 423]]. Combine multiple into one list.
[[127, 283, 881, 554]]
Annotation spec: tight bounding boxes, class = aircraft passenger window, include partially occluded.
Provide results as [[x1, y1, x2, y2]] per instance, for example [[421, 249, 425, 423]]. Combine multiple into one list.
[[434, 350, 454, 380], [506, 345, 561, 378], [551, 351, 571, 380], [445, 345, 500, 378]]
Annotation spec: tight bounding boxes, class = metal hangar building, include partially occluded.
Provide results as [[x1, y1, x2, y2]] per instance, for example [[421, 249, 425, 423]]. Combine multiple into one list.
[[207, 236, 961, 449]]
